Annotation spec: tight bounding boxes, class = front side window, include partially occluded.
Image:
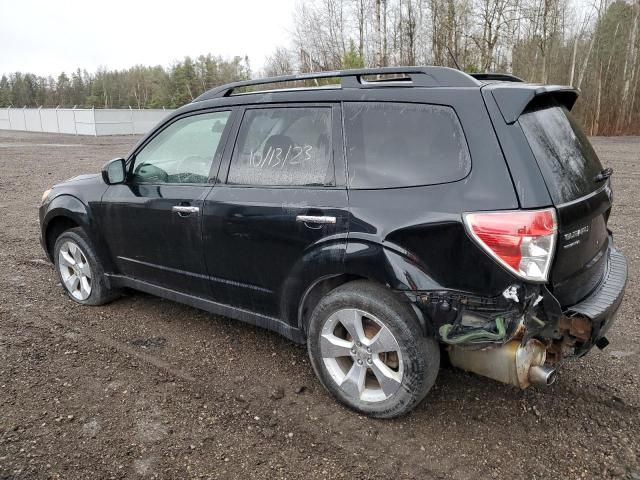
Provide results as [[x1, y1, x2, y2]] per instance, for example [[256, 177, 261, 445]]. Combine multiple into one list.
[[343, 102, 471, 189], [227, 107, 334, 187], [132, 111, 231, 184]]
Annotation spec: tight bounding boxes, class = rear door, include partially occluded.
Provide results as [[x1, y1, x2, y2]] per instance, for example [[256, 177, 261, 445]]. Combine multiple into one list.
[[518, 101, 611, 306], [201, 104, 349, 317]]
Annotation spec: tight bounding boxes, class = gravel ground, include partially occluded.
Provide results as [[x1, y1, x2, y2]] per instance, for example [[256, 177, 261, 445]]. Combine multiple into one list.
[[0, 130, 638, 480]]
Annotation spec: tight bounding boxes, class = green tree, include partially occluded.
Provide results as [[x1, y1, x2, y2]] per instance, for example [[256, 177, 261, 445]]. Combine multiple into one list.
[[0, 75, 10, 105], [56, 72, 70, 106], [342, 40, 365, 69], [70, 69, 86, 106]]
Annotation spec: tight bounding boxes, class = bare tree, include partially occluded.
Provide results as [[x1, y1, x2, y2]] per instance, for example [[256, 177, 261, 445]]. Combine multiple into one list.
[[265, 48, 295, 77], [617, 1, 639, 132]]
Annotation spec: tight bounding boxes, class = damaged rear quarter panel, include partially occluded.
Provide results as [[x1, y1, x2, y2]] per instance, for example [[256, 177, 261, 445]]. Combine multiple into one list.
[[340, 87, 530, 346], [343, 200, 531, 343]]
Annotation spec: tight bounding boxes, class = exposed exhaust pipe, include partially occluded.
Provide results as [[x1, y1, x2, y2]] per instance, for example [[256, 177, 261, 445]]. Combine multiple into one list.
[[529, 365, 557, 386], [448, 339, 555, 389]]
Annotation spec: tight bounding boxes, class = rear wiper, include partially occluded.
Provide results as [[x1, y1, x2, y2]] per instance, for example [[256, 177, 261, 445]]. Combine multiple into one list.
[[594, 167, 613, 183]]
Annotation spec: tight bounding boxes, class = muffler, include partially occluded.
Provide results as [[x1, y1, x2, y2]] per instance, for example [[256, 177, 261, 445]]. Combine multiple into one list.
[[448, 339, 555, 389]]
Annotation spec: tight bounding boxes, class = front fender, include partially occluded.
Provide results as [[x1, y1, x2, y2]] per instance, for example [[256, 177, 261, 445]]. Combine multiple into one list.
[[41, 194, 91, 234], [39, 194, 114, 271]]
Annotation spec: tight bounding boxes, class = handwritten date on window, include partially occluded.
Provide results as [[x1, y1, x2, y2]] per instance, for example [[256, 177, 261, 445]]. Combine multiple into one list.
[[248, 145, 314, 169]]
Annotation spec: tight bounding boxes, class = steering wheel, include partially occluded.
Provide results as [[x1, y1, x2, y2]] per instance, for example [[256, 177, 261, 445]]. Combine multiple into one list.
[[176, 155, 211, 182], [133, 163, 169, 183]]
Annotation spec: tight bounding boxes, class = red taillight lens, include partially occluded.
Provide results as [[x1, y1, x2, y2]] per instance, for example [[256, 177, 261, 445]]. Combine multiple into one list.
[[464, 209, 557, 282]]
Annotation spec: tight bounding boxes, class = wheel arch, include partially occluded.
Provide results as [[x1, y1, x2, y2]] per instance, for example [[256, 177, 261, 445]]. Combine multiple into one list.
[[296, 240, 440, 336], [41, 195, 114, 272], [297, 273, 367, 334], [42, 195, 91, 260], [44, 215, 80, 261]]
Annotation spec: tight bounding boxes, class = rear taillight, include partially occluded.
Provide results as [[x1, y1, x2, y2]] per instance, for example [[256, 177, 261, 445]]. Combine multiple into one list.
[[463, 208, 557, 282]]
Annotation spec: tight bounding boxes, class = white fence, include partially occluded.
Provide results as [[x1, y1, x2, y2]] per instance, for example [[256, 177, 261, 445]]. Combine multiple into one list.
[[0, 107, 175, 136]]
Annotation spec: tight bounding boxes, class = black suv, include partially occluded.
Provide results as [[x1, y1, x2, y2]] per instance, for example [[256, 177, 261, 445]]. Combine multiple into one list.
[[39, 67, 627, 418]]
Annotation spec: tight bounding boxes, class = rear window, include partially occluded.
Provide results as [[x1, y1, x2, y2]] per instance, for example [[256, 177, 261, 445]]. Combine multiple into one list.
[[343, 102, 471, 189], [519, 102, 603, 204]]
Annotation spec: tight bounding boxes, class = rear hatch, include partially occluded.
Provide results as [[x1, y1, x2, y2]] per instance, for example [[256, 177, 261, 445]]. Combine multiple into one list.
[[518, 99, 611, 307]]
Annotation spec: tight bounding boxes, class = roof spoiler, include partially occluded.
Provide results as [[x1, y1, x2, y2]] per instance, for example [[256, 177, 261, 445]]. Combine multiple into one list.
[[490, 85, 579, 124]]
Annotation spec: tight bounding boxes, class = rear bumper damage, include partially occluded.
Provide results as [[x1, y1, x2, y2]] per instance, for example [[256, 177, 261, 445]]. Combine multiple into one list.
[[542, 244, 627, 363], [408, 243, 627, 388], [562, 245, 627, 355]]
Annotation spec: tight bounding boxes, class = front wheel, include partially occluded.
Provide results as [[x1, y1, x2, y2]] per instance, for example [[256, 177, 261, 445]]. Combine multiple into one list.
[[307, 281, 440, 418], [53, 227, 119, 306]]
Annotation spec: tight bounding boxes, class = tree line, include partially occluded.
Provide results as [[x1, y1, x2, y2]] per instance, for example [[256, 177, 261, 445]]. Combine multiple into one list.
[[0, 55, 251, 110], [1, 0, 638, 135], [264, 0, 639, 135]]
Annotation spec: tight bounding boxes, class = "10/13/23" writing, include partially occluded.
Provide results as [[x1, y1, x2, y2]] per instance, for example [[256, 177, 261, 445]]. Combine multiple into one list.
[[248, 144, 314, 169]]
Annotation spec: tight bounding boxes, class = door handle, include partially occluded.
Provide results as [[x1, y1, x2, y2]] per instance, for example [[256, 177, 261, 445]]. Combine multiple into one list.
[[296, 215, 336, 225], [172, 205, 200, 216]]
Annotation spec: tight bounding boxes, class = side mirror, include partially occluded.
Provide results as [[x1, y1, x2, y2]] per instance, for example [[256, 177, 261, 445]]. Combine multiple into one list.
[[102, 158, 126, 185]]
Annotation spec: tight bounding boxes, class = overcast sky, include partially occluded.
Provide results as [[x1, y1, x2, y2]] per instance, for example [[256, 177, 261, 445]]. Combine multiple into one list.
[[0, 0, 297, 77]]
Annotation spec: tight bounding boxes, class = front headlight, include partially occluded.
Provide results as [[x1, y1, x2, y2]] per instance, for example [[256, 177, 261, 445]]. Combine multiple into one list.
[[41, 189, 52, 204]]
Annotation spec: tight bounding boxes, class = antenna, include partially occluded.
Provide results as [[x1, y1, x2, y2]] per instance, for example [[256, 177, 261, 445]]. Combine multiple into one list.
[[447, 47, 462, 71]]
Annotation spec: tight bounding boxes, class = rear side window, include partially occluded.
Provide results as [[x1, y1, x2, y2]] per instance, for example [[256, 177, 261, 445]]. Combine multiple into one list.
[[228, 107, 334, 187], [343, 102, 470, 189], [519, 103, 603, 204]]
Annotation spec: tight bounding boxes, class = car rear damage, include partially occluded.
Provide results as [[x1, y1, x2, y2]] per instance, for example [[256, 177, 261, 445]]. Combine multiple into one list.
[[403, 80, 628, 390], [406, 239, 626, 389]]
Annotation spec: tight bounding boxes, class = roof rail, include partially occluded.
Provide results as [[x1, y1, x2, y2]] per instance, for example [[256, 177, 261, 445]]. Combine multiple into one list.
[[470, 73, 524, 83], [193, 66, 480, 102]]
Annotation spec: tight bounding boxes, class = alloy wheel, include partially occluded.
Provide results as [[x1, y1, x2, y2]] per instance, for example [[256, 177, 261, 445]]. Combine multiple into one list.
[[320, 308, 404, 403], [58, 240, 92, 301]]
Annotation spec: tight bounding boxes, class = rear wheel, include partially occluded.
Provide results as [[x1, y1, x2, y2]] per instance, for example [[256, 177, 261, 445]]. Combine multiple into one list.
[[307, 281, 439, 418], [53, 227, 119, 306]]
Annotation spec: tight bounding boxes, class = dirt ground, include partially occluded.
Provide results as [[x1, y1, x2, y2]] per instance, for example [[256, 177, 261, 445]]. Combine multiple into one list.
[[0, 130, 638, 480]]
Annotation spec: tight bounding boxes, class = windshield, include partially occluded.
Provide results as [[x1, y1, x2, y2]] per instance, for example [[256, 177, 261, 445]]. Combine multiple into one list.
[[519, 102, 603, 204]]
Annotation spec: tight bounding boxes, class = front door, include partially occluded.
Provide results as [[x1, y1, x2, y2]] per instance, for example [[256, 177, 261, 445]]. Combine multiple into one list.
[[100, 109, 233, 297], [201, 104, 349, 318]]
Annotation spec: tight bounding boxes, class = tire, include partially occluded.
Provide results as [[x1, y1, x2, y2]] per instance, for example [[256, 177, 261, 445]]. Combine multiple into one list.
[[307, 280, 440, 418], [53, 227, 119, 306]]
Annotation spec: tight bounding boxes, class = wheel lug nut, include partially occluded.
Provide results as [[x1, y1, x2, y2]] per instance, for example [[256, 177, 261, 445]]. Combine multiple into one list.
[[366, 347, 371, 353], [357, 359, 363, 365], [367, 358, 372, 364]]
